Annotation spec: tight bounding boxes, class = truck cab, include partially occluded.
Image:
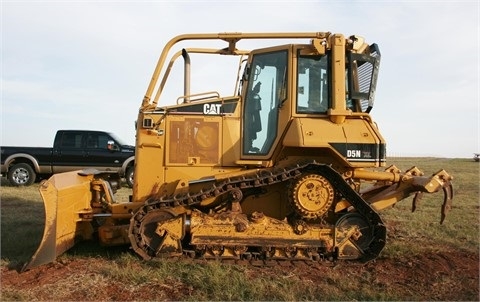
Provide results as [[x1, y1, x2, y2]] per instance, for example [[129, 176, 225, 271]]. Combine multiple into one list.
[[51, 130, 134, 175], [1, 130, 135, 186]]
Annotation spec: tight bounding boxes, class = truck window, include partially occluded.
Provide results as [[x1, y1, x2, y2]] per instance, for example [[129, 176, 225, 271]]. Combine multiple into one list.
[[86, 133, 114, 150], [243, 50, 287, 155], [86, 134, 98, 148], [59, 132, 84, 148], [296, 54, 329, 113]]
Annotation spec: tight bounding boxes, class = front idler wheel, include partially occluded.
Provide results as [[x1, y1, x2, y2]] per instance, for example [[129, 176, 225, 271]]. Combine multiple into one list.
[[129, 208, 182, 260]]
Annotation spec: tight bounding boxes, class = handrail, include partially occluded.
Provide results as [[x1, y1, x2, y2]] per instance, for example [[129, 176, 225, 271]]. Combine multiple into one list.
[[142, 32, 331, 109], [176, 91, 221, 104]]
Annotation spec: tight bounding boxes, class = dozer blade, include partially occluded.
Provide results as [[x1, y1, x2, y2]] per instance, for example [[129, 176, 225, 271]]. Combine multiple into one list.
[[22, 171, 95, 272]]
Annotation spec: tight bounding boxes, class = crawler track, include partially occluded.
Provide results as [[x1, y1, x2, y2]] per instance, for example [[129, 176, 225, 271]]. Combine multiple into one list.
[[129, 161, 386, 265]]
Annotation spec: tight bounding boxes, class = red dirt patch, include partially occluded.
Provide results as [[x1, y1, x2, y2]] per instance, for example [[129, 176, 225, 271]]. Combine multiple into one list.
[[1, 250, 478, 301]]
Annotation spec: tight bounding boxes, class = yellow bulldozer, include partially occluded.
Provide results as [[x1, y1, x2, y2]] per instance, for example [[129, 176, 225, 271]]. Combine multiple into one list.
[[24, 32, 453, 271]]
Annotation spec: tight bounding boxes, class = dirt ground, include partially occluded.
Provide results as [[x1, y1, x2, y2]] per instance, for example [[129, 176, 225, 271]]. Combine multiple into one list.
[[1, 249, 478, 301]]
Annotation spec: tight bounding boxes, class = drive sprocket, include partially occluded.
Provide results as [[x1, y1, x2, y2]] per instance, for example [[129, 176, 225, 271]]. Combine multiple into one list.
[[289, 173, 334, 219]]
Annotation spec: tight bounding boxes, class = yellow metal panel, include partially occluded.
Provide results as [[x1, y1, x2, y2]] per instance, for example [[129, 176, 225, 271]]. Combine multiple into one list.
[[329, 34, 348, 124], [283, 118, 346, 147], [221, 116, 241, 166], [134, 126, 166, 202]]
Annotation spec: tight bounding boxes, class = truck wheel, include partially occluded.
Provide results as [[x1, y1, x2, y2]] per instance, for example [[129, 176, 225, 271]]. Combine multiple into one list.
[[7, 163, 36, 186], [125, 167, 134, 188]]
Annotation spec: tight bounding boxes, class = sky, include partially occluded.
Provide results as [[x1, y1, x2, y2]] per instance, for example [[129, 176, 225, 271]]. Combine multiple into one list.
[[1, 0, 479, 158]]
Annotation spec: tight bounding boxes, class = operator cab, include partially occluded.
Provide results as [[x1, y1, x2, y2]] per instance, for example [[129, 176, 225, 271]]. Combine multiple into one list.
[[241, 41, 381, 158]]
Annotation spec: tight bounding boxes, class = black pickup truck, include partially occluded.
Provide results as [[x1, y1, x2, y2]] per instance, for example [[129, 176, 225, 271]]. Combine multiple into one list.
[[1, 130, 135, 187]]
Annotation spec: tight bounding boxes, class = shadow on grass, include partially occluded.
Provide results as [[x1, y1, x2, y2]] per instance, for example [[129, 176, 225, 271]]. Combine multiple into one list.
[[1, 195, 133, 272], [1, 197, 45, 270], [64, 240, 133, 261]]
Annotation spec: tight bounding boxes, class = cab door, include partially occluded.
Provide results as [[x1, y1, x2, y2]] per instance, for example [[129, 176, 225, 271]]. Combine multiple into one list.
[[51, 131, 87, 173], [241, 45, 291, 159]]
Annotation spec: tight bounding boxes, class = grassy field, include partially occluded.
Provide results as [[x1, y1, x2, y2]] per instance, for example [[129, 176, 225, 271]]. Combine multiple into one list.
[[1, 157, 479, 301]]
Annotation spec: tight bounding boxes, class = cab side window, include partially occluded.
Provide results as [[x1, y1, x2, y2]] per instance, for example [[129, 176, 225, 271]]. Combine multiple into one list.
[[86, 134, 99, 148], [297, 54, 329, 113], [97, 134, 112, 150], [86, 133, 113, 150], [59, 132, 84, 148]]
